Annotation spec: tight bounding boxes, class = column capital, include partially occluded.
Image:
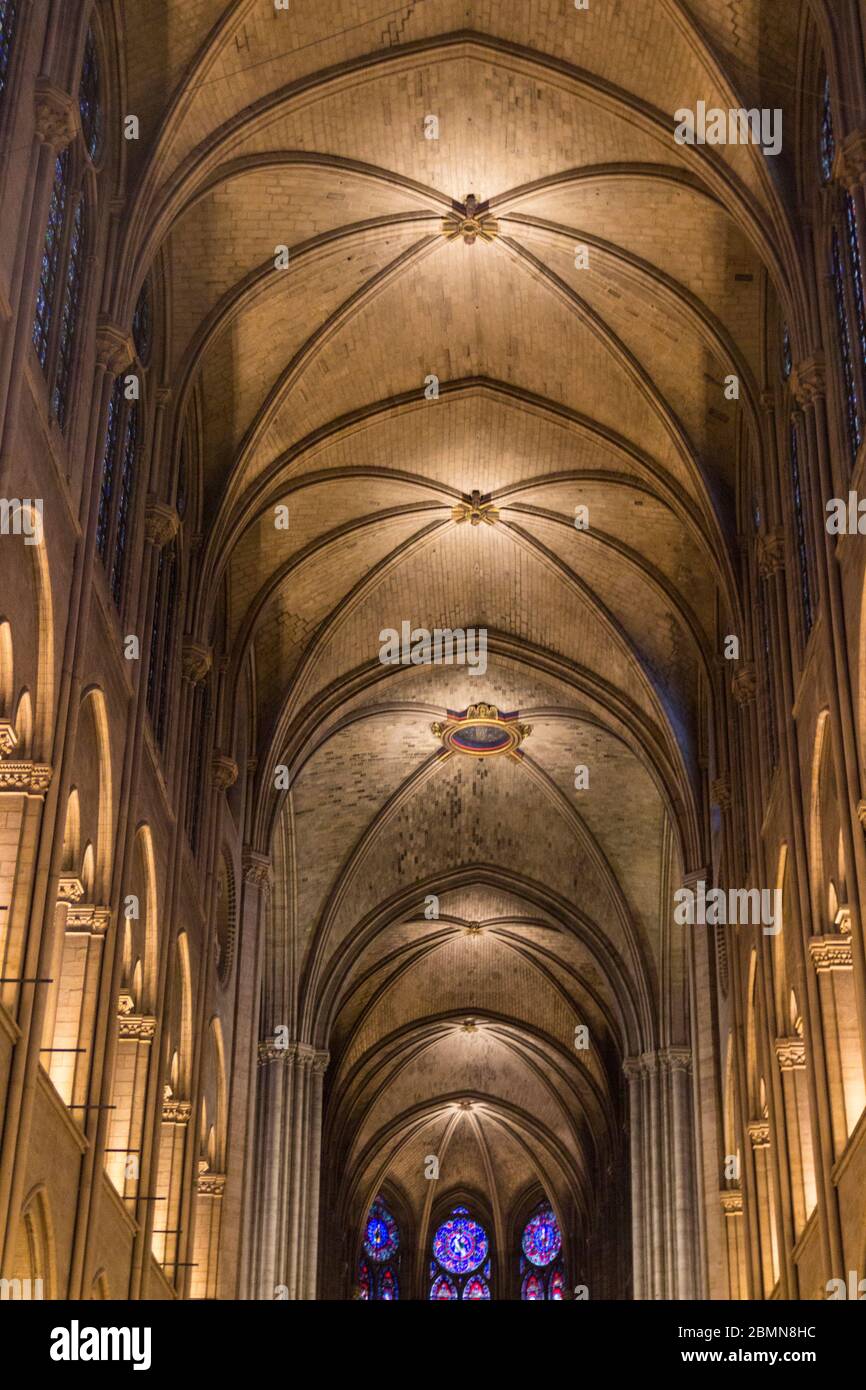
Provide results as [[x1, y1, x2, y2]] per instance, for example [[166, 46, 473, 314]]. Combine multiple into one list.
[[34, 79, 77, 148], [711, 775, 732, 812], [0, 760, 53, 794], [242, 847, 271, 887], [837, 129, 866, 190], [660, 1046, 692, 1074], [756, 528, 786, 578], [720, 1188, 743, 1216], [747, 1119, 770, 1149], [774, 1036, 806, 1071], [211, 752, 238, 790], [181, 638, 212, 684], [731, 662, 757, 706], [809, 932, 853, 972], [791, 354, 826, 407], [144, 497, 180, 548], [94, 315, 135, 375]]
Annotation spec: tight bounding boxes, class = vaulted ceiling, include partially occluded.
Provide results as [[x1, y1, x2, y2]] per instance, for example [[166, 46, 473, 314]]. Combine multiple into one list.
[[119, 0, 803, 1260]]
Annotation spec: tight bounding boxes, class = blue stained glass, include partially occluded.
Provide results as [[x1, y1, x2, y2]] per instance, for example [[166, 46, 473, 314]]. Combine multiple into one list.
[[430, 1273, 457, 1300], [433, 1212, 488, 1275], [462, 1276, 489, 1300], [133, 279, 152, 364], [820, 73, 835, 183], [522, 1271, 544, 1300], [0, 1, 17, 103], [845, 194, 866, 371], [789, 419, 813, 637], [78, 28, 102, 161], [781, 325, 792, 381], [522, 1206, 562, 1267], [32, 150, 69, 368], [52, 195, 86, 429], [358, 1261, 371, 1300], [549, 1269, 565, 1300], [97, 376, 123, 562], [380, 1268, 397, 1300], [364, 1198, 399, 1263], [110, 401, 138, 606], [832, 225, 862, 463]]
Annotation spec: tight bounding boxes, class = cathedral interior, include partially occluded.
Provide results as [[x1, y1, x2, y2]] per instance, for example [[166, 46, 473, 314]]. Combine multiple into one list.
[[1, 0, 866, 1304]]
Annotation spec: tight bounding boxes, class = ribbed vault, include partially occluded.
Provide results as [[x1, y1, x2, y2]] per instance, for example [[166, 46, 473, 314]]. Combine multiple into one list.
[[115, 0, 805, 1295]]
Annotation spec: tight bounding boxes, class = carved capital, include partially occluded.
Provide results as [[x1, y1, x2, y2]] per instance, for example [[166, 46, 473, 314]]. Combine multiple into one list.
[[747, 1120, 770, 1149], [711, 776, 732, 812], [211, 752, 238, 790], [34, 80, 77, 148], [837, 130, 866, 190], [0, 718, 18, 756], [791, 355, 826, 407], [775, 1036, 806, 1071], [809, 932, 853, 972], [58, 875, 85, 903], [243, 848, 271, 887], [95, 316, 134, 375], [197, 1172, 226, 1196], [118, 1014, 157, 1040], [720, 1189, 743, 1216], [756, 528, 786, 579], [181, 639, 212, 684], [144, 498, 180, 548], [0, 761, 52, 794], [731, 663, 757, 706], [660, 1046, 692, 1074], [162, 1098, 192, 1124]]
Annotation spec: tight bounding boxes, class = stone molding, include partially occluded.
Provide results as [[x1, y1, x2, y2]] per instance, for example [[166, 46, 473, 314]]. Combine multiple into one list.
[[791, 355, 826, 407], [162, 1098, 192, 1124], [747, 1119, 770, 1149], [731, 663, 757, 706], [197, 1172, 226, 1197], [756, 529, 785, 579], [257, 1039, 329, 1072], [242, 848, 271, 888], [95, 316, 134, 375], [118, 1015, 157, 1041], [720, 1189, 743, 1216]]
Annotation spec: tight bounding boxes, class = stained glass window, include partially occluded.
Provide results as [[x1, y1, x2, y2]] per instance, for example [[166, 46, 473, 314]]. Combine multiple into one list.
[[429, 1206, 491, 1299], [519, 1201, 565, 1300], [789, 418, 813, 638], [110, 401, 139, 605], [78, 28, 102, 162], [844, 194, 866, 373], [51, 195, 86, 430], [0, 1, 18, 105], [188, 680, 210, 854], [780, 325, 792, 381], [32, 150, 69, 369], [358, 1195, 400, 1300], [133, 279, 152, 365], [96, 375, 139, 611], [832, 225, 862, 464], [146, 545, 178, 749], [758, 576, 778, 770], [820, 73, 835, 183]]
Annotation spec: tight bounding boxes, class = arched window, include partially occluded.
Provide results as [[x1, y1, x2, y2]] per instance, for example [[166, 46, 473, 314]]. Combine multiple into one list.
[[429, 1205, 491, 1300], [519, 1201, 565, 1300], [832, 224, 862, 464], [187, 678, 211, 854], [96, 375, 140, 610], [0, 2, 18, 108], [146, 541, 177, 747], [819, 72, 834, 184], [357, 1194, 400, 1300], [788, 417, 813, 638], [31, 26, 103, 431], [780, 324, 792, 382]]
